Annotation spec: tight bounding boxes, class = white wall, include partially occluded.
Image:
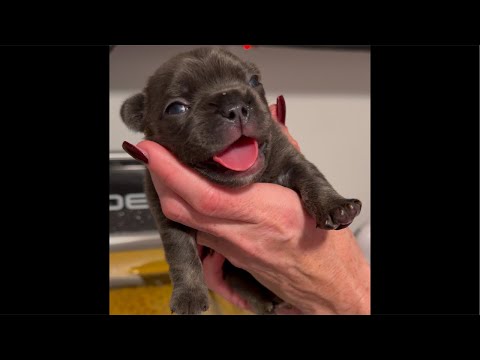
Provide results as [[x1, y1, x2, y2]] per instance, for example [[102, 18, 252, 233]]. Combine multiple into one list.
[[110, 46, 370, 243]]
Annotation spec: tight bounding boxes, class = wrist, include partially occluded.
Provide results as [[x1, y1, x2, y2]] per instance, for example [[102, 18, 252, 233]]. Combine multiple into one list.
[[293, 228, 371, 315], [333, 263, 371, 315]]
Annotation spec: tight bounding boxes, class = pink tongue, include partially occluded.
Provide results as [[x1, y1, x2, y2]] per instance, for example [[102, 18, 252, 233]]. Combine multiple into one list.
[[213, 136, 259, 171]]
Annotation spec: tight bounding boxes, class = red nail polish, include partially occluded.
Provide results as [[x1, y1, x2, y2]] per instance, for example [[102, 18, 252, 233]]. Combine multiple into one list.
[[276, 95, 286, 125], [122, 141, 149, 164]]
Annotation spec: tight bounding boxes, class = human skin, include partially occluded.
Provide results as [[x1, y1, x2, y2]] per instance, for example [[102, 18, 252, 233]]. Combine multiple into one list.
[[134, 103, 371, 315]]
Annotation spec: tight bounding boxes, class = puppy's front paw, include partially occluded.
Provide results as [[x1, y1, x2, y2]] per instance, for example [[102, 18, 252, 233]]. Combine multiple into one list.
[[170, 286, 210, 315], [316, 199, 362, 230]]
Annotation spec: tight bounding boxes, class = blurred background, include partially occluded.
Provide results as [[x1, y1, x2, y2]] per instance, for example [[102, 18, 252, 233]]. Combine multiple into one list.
[[109, 45, 370, 315]]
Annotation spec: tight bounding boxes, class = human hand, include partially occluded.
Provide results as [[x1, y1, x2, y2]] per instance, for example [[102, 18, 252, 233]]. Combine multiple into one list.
[[131, 95, 370, 314], [196, 96, 368, 314]]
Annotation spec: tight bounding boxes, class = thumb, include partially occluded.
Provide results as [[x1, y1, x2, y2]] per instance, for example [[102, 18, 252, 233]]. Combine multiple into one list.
[[268, 102, 301, 152]]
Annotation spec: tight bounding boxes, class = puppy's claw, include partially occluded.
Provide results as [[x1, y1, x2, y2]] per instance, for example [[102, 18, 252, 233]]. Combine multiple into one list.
[[324, 217, 337, 230], [315, 199, 361, 230]]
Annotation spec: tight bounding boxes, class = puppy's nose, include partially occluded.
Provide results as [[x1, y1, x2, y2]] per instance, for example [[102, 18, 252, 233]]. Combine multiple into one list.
[[220, 103, 249, 123]]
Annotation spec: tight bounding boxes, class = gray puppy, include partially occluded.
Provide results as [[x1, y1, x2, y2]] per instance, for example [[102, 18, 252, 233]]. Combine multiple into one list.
[[120, 47, 361, 314]]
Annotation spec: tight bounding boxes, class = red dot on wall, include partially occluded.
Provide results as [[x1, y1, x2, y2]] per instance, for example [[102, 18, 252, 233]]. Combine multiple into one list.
[[243, 45, 252, 50]]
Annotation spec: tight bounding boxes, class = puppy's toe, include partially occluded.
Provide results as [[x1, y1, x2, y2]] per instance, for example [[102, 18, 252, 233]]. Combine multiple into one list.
[[316, 199, 362, 230], [330, 199, 362, 230]]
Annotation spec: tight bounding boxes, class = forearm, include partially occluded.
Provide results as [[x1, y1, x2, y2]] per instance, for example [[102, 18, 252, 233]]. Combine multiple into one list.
[[249, 228, 371, 315], [292, 228, 370, 315]]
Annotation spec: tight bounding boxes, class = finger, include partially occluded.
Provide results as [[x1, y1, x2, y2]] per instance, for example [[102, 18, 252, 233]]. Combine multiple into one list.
[[195, 230, 223, 248], [152, 174, 251, 240], [197, 242, 214, 262], [269, 104, 278, 121], [276, 95, 286, 125], [195, 225, 254, 262], [202, 251, 252, 311], [268, 100, 300, 152], [137, 140, 267, 222]]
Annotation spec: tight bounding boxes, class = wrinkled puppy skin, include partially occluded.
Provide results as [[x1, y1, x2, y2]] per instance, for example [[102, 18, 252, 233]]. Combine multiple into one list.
[[121, 47, 361, 315]]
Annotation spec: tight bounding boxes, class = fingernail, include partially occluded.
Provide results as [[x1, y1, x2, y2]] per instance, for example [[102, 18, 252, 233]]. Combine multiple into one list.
[[276, 95, 286, 125], [122, 141, 149, 164]]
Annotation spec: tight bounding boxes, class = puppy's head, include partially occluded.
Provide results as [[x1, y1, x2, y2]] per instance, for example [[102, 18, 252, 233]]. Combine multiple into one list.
[[121, 47, 275, 187]]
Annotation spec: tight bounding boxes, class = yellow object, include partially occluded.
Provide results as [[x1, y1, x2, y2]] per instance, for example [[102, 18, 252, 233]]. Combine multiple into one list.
[[110, 247, 252, 315]]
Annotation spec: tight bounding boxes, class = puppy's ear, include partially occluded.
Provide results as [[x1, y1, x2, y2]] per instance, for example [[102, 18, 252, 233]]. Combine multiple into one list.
[[120, 93, 146, 132]]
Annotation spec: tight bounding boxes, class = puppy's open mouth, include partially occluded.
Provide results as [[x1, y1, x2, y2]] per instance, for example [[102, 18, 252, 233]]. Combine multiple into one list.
[[212, 136, 260, 171]]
